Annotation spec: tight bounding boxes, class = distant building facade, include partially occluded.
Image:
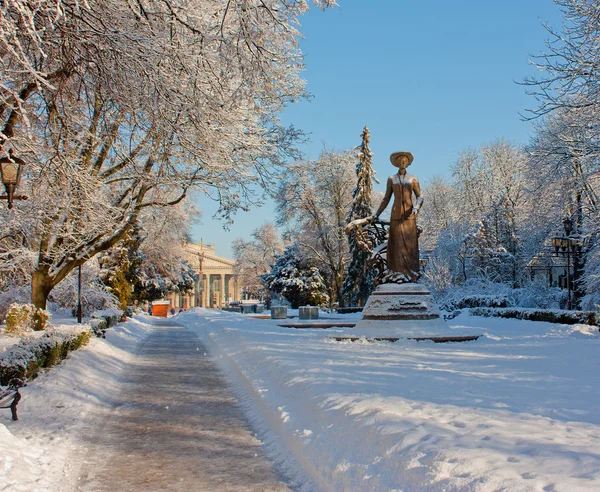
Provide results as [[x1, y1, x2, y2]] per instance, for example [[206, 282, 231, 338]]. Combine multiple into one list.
[[169, 243, 239, 309]]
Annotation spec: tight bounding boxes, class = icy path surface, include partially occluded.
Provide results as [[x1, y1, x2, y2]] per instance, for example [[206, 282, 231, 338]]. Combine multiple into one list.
[[75, 321, 290, 491]]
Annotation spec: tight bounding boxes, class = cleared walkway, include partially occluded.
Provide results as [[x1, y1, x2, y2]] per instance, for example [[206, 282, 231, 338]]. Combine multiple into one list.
[[76, 321, 291, 491]]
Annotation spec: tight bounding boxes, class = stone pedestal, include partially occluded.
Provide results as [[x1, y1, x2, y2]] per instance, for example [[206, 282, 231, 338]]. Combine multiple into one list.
[[271, 306, 288, 319], [299, 306, 319, 320], [352, 283, 472, 339], [240, 304, 254, 314]]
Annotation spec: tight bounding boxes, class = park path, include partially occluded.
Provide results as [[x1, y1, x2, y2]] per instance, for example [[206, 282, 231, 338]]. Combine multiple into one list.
[[75, 320, 291, 491]]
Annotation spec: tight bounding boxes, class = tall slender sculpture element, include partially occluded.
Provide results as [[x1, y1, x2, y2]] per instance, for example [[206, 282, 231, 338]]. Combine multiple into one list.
[[372, 151, 423, 282]]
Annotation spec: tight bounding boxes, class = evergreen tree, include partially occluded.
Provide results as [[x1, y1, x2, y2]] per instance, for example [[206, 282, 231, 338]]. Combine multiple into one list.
[[261, 245, 329, 309], [342, 126, 379, 306]]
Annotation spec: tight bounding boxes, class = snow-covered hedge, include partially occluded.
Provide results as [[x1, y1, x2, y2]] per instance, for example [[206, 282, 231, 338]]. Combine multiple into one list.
[[0, 329, 92, 385], [337, 307, 364, 314], [442, 294, 515, 311], [470, 307, 599, 327], [89, 309, 122, 338]]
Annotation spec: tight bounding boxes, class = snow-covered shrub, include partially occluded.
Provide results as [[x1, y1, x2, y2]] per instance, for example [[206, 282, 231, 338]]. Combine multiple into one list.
[[4, 304, 51, 335], [88, 308, 123, 338], [470, 307, 599, 326], [0, 285, 30, 324], [0, 329, 91, 385], [513, 279, 565, 309], [441, 294, 514, 311], [581, 293, 600, 312], [422, 255, 454, 296], [439, 279, 516, 311], [89, 318, 107, 338]]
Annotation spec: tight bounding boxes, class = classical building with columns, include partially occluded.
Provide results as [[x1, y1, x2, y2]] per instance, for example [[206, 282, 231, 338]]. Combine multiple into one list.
[[169, 243, 239, 309]]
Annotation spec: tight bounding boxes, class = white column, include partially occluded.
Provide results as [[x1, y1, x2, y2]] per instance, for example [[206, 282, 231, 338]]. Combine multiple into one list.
[[219, 274, 225, 308], [204, 274, 210, 307]]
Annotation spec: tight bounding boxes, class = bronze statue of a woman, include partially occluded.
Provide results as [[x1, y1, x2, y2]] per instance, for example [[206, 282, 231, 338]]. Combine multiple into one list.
[[372, 151, 423, 282]]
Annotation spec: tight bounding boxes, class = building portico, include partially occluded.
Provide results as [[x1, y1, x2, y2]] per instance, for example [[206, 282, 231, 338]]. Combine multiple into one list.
[[170, 243, 239, 309]]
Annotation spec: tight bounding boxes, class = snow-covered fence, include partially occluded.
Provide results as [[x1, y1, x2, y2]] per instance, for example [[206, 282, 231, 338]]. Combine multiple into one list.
[[0, 328, 92, 385], [470, 307, 599, 327]]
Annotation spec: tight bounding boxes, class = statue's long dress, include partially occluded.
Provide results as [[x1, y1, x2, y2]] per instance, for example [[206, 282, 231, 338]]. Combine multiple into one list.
[[387, 174, 419, 277]]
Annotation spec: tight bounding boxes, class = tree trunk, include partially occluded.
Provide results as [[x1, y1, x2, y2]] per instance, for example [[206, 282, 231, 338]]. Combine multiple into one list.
[[336, 271, 345, 308], [31, 268, 53, 330]]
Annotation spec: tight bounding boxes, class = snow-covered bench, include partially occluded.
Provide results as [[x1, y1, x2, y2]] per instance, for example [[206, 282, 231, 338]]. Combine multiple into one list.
[[0, 379, 26, 421]]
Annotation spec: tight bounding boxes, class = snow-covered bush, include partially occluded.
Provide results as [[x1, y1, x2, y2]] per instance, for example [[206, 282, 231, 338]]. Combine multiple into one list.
[[4, 304, 51, 335], [581, 293, 600, 313], [86, 308, 123, 338], [441, 294, 514, 311], [422, 255, 455, 296], [438, 279, 516, 311], [513, 279, 565, 309], [470, 307, 599, 327], [0, 329, 91, 385], [0, 285, 30, 324]]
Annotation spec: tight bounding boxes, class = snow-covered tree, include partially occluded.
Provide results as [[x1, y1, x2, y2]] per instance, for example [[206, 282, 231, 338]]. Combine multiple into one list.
[[49, 265, 118, 318], [342, 126, 379, 307], [418, 175, 457, 251], [466, 220, 516, 284], [131, 207, 199, 302], [0, 0, 338, 323], [275, 149, 355, 307], [523, 1, 600, 306], [261, 245, 328, 309], [232, 223, 284, 300], [451, 140, 530, 285]]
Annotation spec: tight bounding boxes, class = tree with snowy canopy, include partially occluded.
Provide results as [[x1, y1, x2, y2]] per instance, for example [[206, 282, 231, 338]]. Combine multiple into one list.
[[0, 0, 338, 326], [261, 245, 328, 309], [466, 220, 516, 284], [98, 221, 199, 310], [275, 149, 355, 307], [125, 207, 199, 304], [342, 126, 379, 306], [232, 223, 284, 301], [522, 0, 600, 307]]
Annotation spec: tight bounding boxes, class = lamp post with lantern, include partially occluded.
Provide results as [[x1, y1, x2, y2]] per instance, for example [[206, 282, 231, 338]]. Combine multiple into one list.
[[0, 153, 27, 209], [551, 217, 585, 310]]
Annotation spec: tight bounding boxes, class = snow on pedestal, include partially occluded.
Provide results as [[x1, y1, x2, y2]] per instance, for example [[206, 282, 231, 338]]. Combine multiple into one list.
[[352, 282, 480, 340]]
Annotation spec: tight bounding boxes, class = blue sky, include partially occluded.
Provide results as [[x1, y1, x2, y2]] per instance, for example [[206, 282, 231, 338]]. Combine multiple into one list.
[[192, 0, 563, 258]]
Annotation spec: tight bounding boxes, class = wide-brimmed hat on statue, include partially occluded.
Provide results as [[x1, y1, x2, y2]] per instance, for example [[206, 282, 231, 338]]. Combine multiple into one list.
[[390, 151, 414, 167]]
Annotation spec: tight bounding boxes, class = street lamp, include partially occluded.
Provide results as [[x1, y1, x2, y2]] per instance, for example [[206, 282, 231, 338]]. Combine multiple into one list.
[[0, 154, 27, 209], [551, 217, 584, 310], [77, 265, 83, 323]]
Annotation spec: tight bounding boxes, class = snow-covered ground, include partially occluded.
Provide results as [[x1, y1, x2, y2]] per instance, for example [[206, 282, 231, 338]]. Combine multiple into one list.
[[0, 317, 153, 491], [178, 309, 600, 491], [1, 309, 600, 491]]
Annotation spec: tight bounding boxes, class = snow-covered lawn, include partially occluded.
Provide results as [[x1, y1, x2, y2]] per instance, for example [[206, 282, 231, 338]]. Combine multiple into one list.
[[1, 309, 599, 491], [177, 309, 600, 491]]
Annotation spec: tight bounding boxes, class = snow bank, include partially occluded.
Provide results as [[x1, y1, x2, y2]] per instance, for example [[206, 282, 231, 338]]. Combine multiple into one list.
[[178, 308, 600, 491], [0, 316, 153, 491]]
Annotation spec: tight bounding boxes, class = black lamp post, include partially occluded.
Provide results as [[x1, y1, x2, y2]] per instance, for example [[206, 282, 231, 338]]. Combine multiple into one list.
[[0, 154, 27, 209], [551, 217, 584, 310], [77, 264, 83, 323]]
